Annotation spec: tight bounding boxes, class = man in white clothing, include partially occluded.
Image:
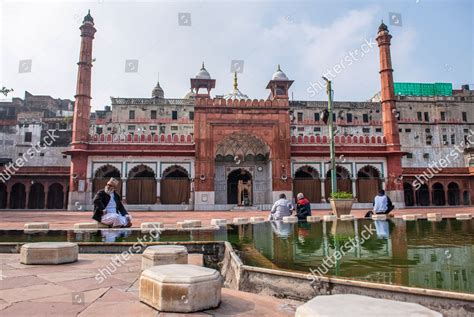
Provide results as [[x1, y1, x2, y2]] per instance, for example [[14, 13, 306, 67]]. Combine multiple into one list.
[[92, 178, 132, 227]]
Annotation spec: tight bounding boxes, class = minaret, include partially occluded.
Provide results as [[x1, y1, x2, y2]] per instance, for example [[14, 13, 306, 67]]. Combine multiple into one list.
[[376, 21, 404, 205], [266, 65, 293, 100], [68, 10, 96, 207], [190, 62, 216, 98]]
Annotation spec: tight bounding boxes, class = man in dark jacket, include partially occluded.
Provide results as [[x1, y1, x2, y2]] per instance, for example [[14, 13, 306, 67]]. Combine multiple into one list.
[[92, 178, 132, 227], [295, 193, 312, 221]]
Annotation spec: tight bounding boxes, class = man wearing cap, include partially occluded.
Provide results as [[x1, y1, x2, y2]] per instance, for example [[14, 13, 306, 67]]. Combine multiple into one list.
[[92, 178, 132, 228]]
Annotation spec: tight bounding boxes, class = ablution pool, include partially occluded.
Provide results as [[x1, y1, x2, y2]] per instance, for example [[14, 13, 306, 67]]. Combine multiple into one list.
[[1, 218, 472, 294]]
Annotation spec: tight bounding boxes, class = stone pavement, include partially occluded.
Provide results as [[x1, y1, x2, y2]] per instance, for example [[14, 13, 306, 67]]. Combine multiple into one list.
[[0, 207, 472, 229], [0, 253, 301, 316]]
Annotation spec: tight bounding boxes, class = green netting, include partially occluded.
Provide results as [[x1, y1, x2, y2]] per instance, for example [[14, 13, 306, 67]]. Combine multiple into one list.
[[394, 82, 452, 96]]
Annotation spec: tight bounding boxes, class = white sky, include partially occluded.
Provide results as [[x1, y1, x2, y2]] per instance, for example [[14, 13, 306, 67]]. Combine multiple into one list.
[[1, 0, 472, 110]]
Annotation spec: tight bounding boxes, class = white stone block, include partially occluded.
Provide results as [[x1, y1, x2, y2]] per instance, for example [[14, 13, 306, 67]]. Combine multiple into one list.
[[141, 245, 188, 271], [210, 219, 227, 226], [307, 216, 321, 222], [233, 218, 250, 225], [183, 220, 202, 228], [250, 217, 266, 223], [323, 215, 337, 222], [139, 264, 222, 312], [20, 242, 78, 265], [402, 214, 417, 221], [456, 213, 472, 220], [371, 214, 387, 221], [427, 213, 442, 221], [141, 222, 164, 230], [340, 214, 354, 221], [295, 294, 441, 317], [24, 222, 49, 230], [283, 216, 298, 223]]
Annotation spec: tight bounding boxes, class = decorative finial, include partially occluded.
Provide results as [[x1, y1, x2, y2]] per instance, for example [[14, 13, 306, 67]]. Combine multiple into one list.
[[83, 9, 94, 24], [378, 20, 388, 33], [277, 64, 281, 71], [233, 72, 238, 90], [201, 62, 205, 70]]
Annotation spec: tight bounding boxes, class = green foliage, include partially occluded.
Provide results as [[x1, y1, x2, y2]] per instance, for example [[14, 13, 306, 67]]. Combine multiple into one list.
[[330, 191, 353, 199]]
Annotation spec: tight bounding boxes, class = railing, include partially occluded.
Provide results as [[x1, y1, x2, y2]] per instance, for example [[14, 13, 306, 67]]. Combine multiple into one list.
[[291, 135, 386, 145], [89, 133, 194, 144]]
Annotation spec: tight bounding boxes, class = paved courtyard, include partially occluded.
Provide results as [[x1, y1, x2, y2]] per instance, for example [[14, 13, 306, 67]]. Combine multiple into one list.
[[0, 253, 301, 316], [0, 207, 472, 229]]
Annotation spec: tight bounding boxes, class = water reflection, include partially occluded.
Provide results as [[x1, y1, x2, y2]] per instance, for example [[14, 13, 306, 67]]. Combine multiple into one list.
[[101, 229, 131, 242], [235, 219, 474, 294]]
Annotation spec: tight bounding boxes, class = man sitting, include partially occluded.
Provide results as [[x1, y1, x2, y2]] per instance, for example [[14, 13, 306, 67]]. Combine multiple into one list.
[[269, 193, 293, 221], [92, 178, 132, 228], [295, 192, 312, 221], [365, 189, 394, 218]]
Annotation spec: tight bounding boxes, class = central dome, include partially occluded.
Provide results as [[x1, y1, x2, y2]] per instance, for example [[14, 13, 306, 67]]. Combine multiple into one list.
[[195, 62, 211, 79], [271, 64, 289, 81]]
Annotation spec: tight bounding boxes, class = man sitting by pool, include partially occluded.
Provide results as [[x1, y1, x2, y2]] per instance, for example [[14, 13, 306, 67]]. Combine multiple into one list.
[[92, 177, 132, 228]]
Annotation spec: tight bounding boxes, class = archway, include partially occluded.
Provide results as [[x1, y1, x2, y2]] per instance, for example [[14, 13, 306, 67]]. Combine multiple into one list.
[[432, 183, 445, 206], [0, 183, 7, 209], [325, 166, 352, 202], [293, 166, 321, 203], [416, 184, 430, 206], [10, 183, 26, 209], [227, 169, 252, 205], [463, 191, 470, 205], [93, 165, 122, 196], [47, 183, 64, 209], [127, 165, 156, 204], [447, 182, 460, 206], [160, 165, 190, 204], [28, 183, 45, 209], [403, 182, 415, 206], [356, 165, 382, 203]]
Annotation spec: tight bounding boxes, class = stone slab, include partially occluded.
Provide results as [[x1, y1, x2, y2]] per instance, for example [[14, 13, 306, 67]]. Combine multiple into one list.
[[427, 213, 442, 221], [283, 216, 298, 223], [402, 214, 418, 221], [20, 242, 78, 265], [141, 245, 188, 271], [340, 215, 354, 221], [140, 222, 164, 230], [456, 213, 472, 220], [250, 217, 266, 223], [73, 222, 99, 229], [371, 214, 387, 221], [295, 294, 442, 317], [323, 215, 337, 222], [233, 218, 250, 225], [139, 264, 221, 312], [183, 220, 202, 227], [210, 219, 227, 226], [307, 216, 321, 222], [24, 222, 49, 229]]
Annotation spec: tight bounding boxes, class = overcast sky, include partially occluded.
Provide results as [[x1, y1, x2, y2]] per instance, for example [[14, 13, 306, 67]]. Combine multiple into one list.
[[1, 0, 473, 110]]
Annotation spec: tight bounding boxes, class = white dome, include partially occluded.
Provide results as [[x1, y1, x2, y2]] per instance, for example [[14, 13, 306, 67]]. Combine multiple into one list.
[[195, 62, 211, 79], [271, 64, 288, 81]]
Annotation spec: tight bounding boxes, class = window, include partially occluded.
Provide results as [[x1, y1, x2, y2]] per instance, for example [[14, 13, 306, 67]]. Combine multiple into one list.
[[405, 129, 411, 133], [426, 135, 432, 145], [159, 125, 166, 134], [297, 127, 304, 132], [424, 112, 429, 122], [171, 111, 178, 120], [149, 125, 157, 131], [40, 153, 45, 157], [171, 126, 178, 131], [417, 112, 422, 121], [375, 128, 382, 133], [462, 112, 467, 122], [450, 134, 455, 145], [297, 112, 303, 122], [362, 127, 370, 133], [399, 128, 402, 132], [314, 112, 320, 122], [406, 153, 413, 159], [363, 114, 369, 123], [314, 127, 321, 132], [425, 128, 431, 133], [128, 125, 135, 131], [346, 113, 353, 123], [24, 132, 32, 142], [464, 128, 469, 133], [440, 112, 446, 121], [129, 110, 135, 120], [18, 153, 23, 157], [442, 135, 448, 144], [151, 110, 157, 119], [189, 111, 194, 120], [423, 153, 430, 159], [96, 127, 103, 134]]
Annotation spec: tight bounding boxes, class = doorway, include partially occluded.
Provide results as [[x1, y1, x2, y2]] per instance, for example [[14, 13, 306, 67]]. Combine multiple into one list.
[[227, 169, 252, 205]]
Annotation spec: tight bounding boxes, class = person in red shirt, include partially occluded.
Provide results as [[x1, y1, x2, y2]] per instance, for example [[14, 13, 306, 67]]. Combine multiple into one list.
[[296, 193, 312, 221]]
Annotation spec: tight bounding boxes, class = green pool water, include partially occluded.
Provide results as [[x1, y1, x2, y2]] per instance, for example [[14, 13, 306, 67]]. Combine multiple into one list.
[[1, 218, 472, 294]]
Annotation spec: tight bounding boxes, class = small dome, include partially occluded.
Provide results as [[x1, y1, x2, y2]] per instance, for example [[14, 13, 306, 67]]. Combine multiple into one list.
[[378, 20, 388, 33], [223, 72, 248, 100], [195, 62, 211, 79], [152, 81, 164, 98], [184, 89, 196, 99], [83, 9, 94, 24], [271, 64, 288, 81]]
